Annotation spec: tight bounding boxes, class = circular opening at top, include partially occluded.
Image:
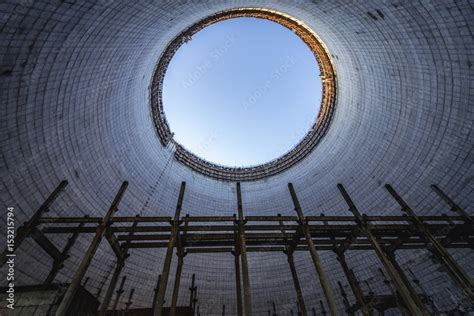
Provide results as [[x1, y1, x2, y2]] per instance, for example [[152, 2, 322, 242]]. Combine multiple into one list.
[[162, 17, 322, 167], [151, 8, 336, 181]]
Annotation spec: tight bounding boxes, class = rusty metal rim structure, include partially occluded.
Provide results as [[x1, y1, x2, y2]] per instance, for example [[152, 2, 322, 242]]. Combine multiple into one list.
[[150, 7, 337, 182]]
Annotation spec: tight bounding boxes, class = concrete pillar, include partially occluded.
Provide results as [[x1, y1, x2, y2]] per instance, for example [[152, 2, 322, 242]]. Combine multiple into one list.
[[112, 275, 126, 311], [98, 258, 125, 315], [192, 287, 198, 315], [154, 182, 186, 316], [386, 184, 474, 302], [336, 252, 371, 315], [189, 273, 196, 307], [99, 217, 139, 315], [125, 288, 134, 310], [237, 182, 252, 315], [55, 181, 128, 316], [170, 249, 186, 316], [430, 185, 471, 221], [288, 183, 338, 316], [337, 281, 351, 314], [287, 252, 307, 316], [384, 250, 430, 313], [233, 250, 243, 316], [154, 224, 178, 314], [337, 183, 427, 316], [152, 276, 161, 313]]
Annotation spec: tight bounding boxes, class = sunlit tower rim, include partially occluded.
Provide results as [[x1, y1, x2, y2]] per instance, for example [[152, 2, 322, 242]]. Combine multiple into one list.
[[150, 7, 337, 181]]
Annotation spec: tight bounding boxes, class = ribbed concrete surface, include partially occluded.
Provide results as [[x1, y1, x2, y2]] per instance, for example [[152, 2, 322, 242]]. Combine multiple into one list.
[[0, 0, 473, 314]]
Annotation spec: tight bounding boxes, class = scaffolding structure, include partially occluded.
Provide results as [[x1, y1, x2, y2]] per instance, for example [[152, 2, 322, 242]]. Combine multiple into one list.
[[1, 180, 472, 316]]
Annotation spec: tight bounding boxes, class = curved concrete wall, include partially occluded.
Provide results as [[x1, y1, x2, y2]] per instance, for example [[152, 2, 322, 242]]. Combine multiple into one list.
[[1, 0, 472, 314]]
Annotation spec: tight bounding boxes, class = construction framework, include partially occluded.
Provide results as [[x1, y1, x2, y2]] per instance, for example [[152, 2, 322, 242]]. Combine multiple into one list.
[[1, 180, 473, 316]]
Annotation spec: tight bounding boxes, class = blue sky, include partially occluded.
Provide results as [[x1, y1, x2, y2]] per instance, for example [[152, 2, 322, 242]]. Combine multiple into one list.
[[163, 17, 322, 167]]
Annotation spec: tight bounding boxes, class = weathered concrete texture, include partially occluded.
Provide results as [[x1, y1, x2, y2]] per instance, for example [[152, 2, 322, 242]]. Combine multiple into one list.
[[0, 0, 473, 314]]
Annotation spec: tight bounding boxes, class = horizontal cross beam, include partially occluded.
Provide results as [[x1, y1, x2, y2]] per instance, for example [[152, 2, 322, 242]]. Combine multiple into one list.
[[37, 215, 469, 224]]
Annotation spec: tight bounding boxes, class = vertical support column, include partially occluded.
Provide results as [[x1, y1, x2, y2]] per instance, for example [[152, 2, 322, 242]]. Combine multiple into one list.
[[152, 275, 161, 313], [189, 274, 194, 307], [189, 274, 197, 311], [99, 216, 139, 315], [154, 182, 186, 316], [56, 181, 128, 316], [288, 183, 338, 316], [112, 276, 126, 311], [335, 252, 371, 315], [171, 215, 189, 316], [44, 218, 86, 284], [279, 214, 307, 316], [192, 288, 198, 316], [287, 252, 307, 316], [430, 185, 471, 221], [98, 260, 123, 310], [170, 249, 186, 316], [233, 215, 244, 316], [385, 184, 473, 302], [233, 248, 243, 316], [383, 250, 430, 313], [1, 180, 68, 267], [337, 183, 427, 315], [236, 183, 252, 315], [337, 281, 351, 314], [125, 288, 134, 310]]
